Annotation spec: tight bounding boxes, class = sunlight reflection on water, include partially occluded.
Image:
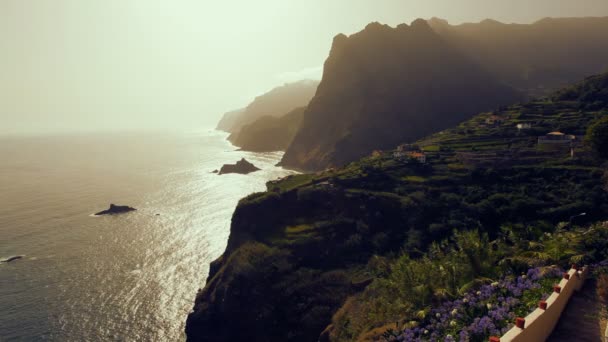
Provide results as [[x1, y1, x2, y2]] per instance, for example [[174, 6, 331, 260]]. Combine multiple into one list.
[[0, 130, 296, 341]]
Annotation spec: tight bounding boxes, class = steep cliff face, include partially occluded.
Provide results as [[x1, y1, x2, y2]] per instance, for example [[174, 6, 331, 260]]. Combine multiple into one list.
[[428, 17, 608, 97], [216, 80, 318, 134], [229, 107, 305, 152], [280, 20, 520, 171], [185, 188, 410, 342]]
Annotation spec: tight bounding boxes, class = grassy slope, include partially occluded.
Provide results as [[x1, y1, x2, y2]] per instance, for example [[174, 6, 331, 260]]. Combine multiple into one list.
[[186, 74, 608, 342]]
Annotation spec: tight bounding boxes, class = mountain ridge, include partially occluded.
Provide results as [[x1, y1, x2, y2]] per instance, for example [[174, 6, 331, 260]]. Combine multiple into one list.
[[280, 18, 520, 171], [278, 16, 608, 172]]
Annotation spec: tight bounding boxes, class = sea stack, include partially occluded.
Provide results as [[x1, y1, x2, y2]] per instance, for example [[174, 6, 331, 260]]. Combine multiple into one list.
[[95, 204, 137, 216], [218, 158, 260, 175]]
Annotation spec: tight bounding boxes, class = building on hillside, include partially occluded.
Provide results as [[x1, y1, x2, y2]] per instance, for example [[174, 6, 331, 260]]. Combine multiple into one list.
[[393, 150, 407, 159], [371, 150, 383, 158], [406, 151, 427, 164], [516, 123, 532, 130], [393, 146, 426, 163], [393, 144, 418, 159], [397, 144, 419, 152], [485, 115, 504, 126], [538, 131, 575, 144], [316, 180, 333, 188], [538, 132, 576, 152]]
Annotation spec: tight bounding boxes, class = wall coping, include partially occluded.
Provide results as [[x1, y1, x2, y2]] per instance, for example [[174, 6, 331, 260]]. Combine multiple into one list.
[[496, 266, 588, 342]]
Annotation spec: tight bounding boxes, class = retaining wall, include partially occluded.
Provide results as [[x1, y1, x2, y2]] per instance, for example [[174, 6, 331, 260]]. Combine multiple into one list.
[[497, 266, 588, 342]]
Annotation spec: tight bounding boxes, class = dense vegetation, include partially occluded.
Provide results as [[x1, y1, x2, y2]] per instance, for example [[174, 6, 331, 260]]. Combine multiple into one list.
[[394, 265, 564, 341], [586, 116, 608, 159], [187, 73, 608, 342], [554, 73, 608, 108], [331, 224, 608, 341]]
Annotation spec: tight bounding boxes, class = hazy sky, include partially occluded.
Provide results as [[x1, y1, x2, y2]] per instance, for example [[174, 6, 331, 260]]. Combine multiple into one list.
[[2, 0, 608, 134]]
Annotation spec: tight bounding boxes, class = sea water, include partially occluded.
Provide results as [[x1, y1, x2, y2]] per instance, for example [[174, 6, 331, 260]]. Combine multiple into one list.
[[0, 130, 295, 341]]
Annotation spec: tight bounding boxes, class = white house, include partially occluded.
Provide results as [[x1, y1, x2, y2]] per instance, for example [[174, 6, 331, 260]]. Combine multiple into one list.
[[393, 150, 407, 159], [516, 123, 532, 130]]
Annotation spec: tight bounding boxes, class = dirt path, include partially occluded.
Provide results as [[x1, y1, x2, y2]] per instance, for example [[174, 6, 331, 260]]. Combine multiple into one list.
[[548, 279, 606, 341]]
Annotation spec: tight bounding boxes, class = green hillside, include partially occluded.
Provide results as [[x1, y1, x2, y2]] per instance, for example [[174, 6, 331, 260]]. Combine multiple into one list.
[[186, 73, 608, 342]]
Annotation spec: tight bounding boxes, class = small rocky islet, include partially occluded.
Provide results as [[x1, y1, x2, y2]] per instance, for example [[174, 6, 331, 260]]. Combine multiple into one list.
[[94, 204, 137, 216], [217, 158, 260, 175], [1, 255, 24, 263]]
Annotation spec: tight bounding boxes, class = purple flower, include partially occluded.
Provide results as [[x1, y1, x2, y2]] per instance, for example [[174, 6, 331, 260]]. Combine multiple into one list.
[[397, 265, 565, 341]]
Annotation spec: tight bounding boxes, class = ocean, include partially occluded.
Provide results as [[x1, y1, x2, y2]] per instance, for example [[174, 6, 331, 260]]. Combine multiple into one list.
[[0, 130, 296, 341]]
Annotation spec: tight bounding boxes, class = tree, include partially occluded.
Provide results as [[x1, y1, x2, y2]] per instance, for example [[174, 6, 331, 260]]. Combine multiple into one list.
[[586, 116, 608, 159]]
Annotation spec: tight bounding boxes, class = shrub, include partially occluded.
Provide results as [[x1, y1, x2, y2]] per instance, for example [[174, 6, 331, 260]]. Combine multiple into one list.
[[396, 266, 563, 342], [598, 274, 608, 305], [585, 116, 608, 159]]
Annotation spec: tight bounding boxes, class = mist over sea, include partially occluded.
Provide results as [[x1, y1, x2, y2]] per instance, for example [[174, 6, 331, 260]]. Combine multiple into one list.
[[0, 130, 295, 341]]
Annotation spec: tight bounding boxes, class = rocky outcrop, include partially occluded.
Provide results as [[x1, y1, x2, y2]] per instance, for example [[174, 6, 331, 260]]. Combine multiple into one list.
[[1, 255, 24, 263], [94, 204, 137, 216], [218, 158, 260, 175], [228, 107, 305, 152], [280, 19, 520, 171]]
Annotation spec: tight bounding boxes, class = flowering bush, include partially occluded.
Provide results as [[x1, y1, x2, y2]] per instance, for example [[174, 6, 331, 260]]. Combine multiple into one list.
[[330, 223, 608, 341], [393, 267, 563, 342], [592, 260, 608, 320]]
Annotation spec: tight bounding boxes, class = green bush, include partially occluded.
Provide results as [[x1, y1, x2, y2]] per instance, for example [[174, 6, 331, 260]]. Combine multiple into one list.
[[329, 223, 608, 341], [586, 116, 608, 159]]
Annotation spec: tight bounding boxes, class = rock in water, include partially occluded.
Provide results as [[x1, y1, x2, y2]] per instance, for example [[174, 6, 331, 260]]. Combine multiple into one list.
[[218, 158, 260, 175], [1, 255, 23, 263], [95, 204, 137, 216]]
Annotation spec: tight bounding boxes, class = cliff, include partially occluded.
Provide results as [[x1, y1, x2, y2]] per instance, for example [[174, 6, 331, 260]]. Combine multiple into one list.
[[186, 73, 608, 341], [229, 107, 305, 152], [216, 80, 318, 134], [280, 20, 520, 171]]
